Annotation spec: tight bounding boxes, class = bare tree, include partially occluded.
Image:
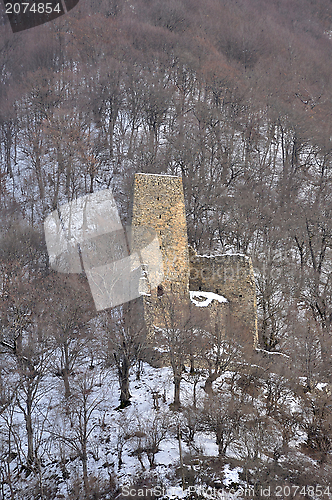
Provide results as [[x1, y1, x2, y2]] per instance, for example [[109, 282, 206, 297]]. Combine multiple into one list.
[[298, 390, 332, 463], [45, 272, 94, 398], [128, 409, 172, 469], [154, 293, 192, 408], [102, 298, 147, 407], [199, 392, 241, 457], [53, 369, 107, 496]]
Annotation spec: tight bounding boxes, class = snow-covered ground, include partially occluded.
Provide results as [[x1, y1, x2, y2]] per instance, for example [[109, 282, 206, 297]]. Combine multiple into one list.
[[1, 350, 332, 499], [0, 358, 245, 499]]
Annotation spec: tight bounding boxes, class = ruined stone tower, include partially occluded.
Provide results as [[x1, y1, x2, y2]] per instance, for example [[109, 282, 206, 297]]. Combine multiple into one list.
[[131, 172, 258, 347], [132, 173, 190, 333], [132, 173, 189, 297]]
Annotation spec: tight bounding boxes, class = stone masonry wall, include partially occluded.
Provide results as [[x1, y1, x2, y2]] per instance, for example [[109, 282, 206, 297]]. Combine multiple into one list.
[[132, 173, 189, 296], [189, 251, 258, 346], [131, 173, 257, 348], [132, 173, 190, 333]]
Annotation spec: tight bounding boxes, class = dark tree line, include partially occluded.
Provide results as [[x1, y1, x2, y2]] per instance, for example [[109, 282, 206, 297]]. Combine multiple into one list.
[[1, 0, 332, 352]]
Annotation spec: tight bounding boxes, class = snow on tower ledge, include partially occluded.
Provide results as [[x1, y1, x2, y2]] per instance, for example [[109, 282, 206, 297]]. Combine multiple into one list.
[[190, 291, 228, 308]]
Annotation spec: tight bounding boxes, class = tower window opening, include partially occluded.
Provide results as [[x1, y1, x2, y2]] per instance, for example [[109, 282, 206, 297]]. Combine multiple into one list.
[[157, 285, 164, 297]]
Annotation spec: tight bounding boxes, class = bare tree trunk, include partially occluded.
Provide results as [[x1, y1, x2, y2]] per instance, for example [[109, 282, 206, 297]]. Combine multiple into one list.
[[82, 441, 89, 496], [62, 342, 71, 398], [119, 357, 131, 407], [204, 372, 219, 395], [216, 432, 226, 456], [173, 375, 181, 408], [25, 385, 34, 469], [34, 155, 44, 200], [62, 366, 71, 398], [193, 379, 198, 409]]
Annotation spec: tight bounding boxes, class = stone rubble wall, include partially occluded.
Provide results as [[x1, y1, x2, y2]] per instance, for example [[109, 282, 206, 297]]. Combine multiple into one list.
[[189, 251, 258, 346]]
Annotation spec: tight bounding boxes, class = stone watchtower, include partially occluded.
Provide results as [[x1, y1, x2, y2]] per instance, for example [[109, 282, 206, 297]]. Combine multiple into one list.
[[132, 173, 190, 333], [131, 172, 258, 347], [132, 173, 189, 298]]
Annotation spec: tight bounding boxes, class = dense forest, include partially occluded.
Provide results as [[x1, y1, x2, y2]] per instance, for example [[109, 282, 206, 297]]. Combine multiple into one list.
[[1, 0, 332, 498]]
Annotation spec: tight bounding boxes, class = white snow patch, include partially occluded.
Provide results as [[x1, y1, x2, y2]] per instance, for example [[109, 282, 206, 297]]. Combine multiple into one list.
[[195, 432, 219, 456], [223, 464, 242, 486], [136, 173, 180, 178], [190, 291, 228, 307], [255, 348, 290, 358], [196, 253, 250, 260], [316, 382, 329, 391]]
